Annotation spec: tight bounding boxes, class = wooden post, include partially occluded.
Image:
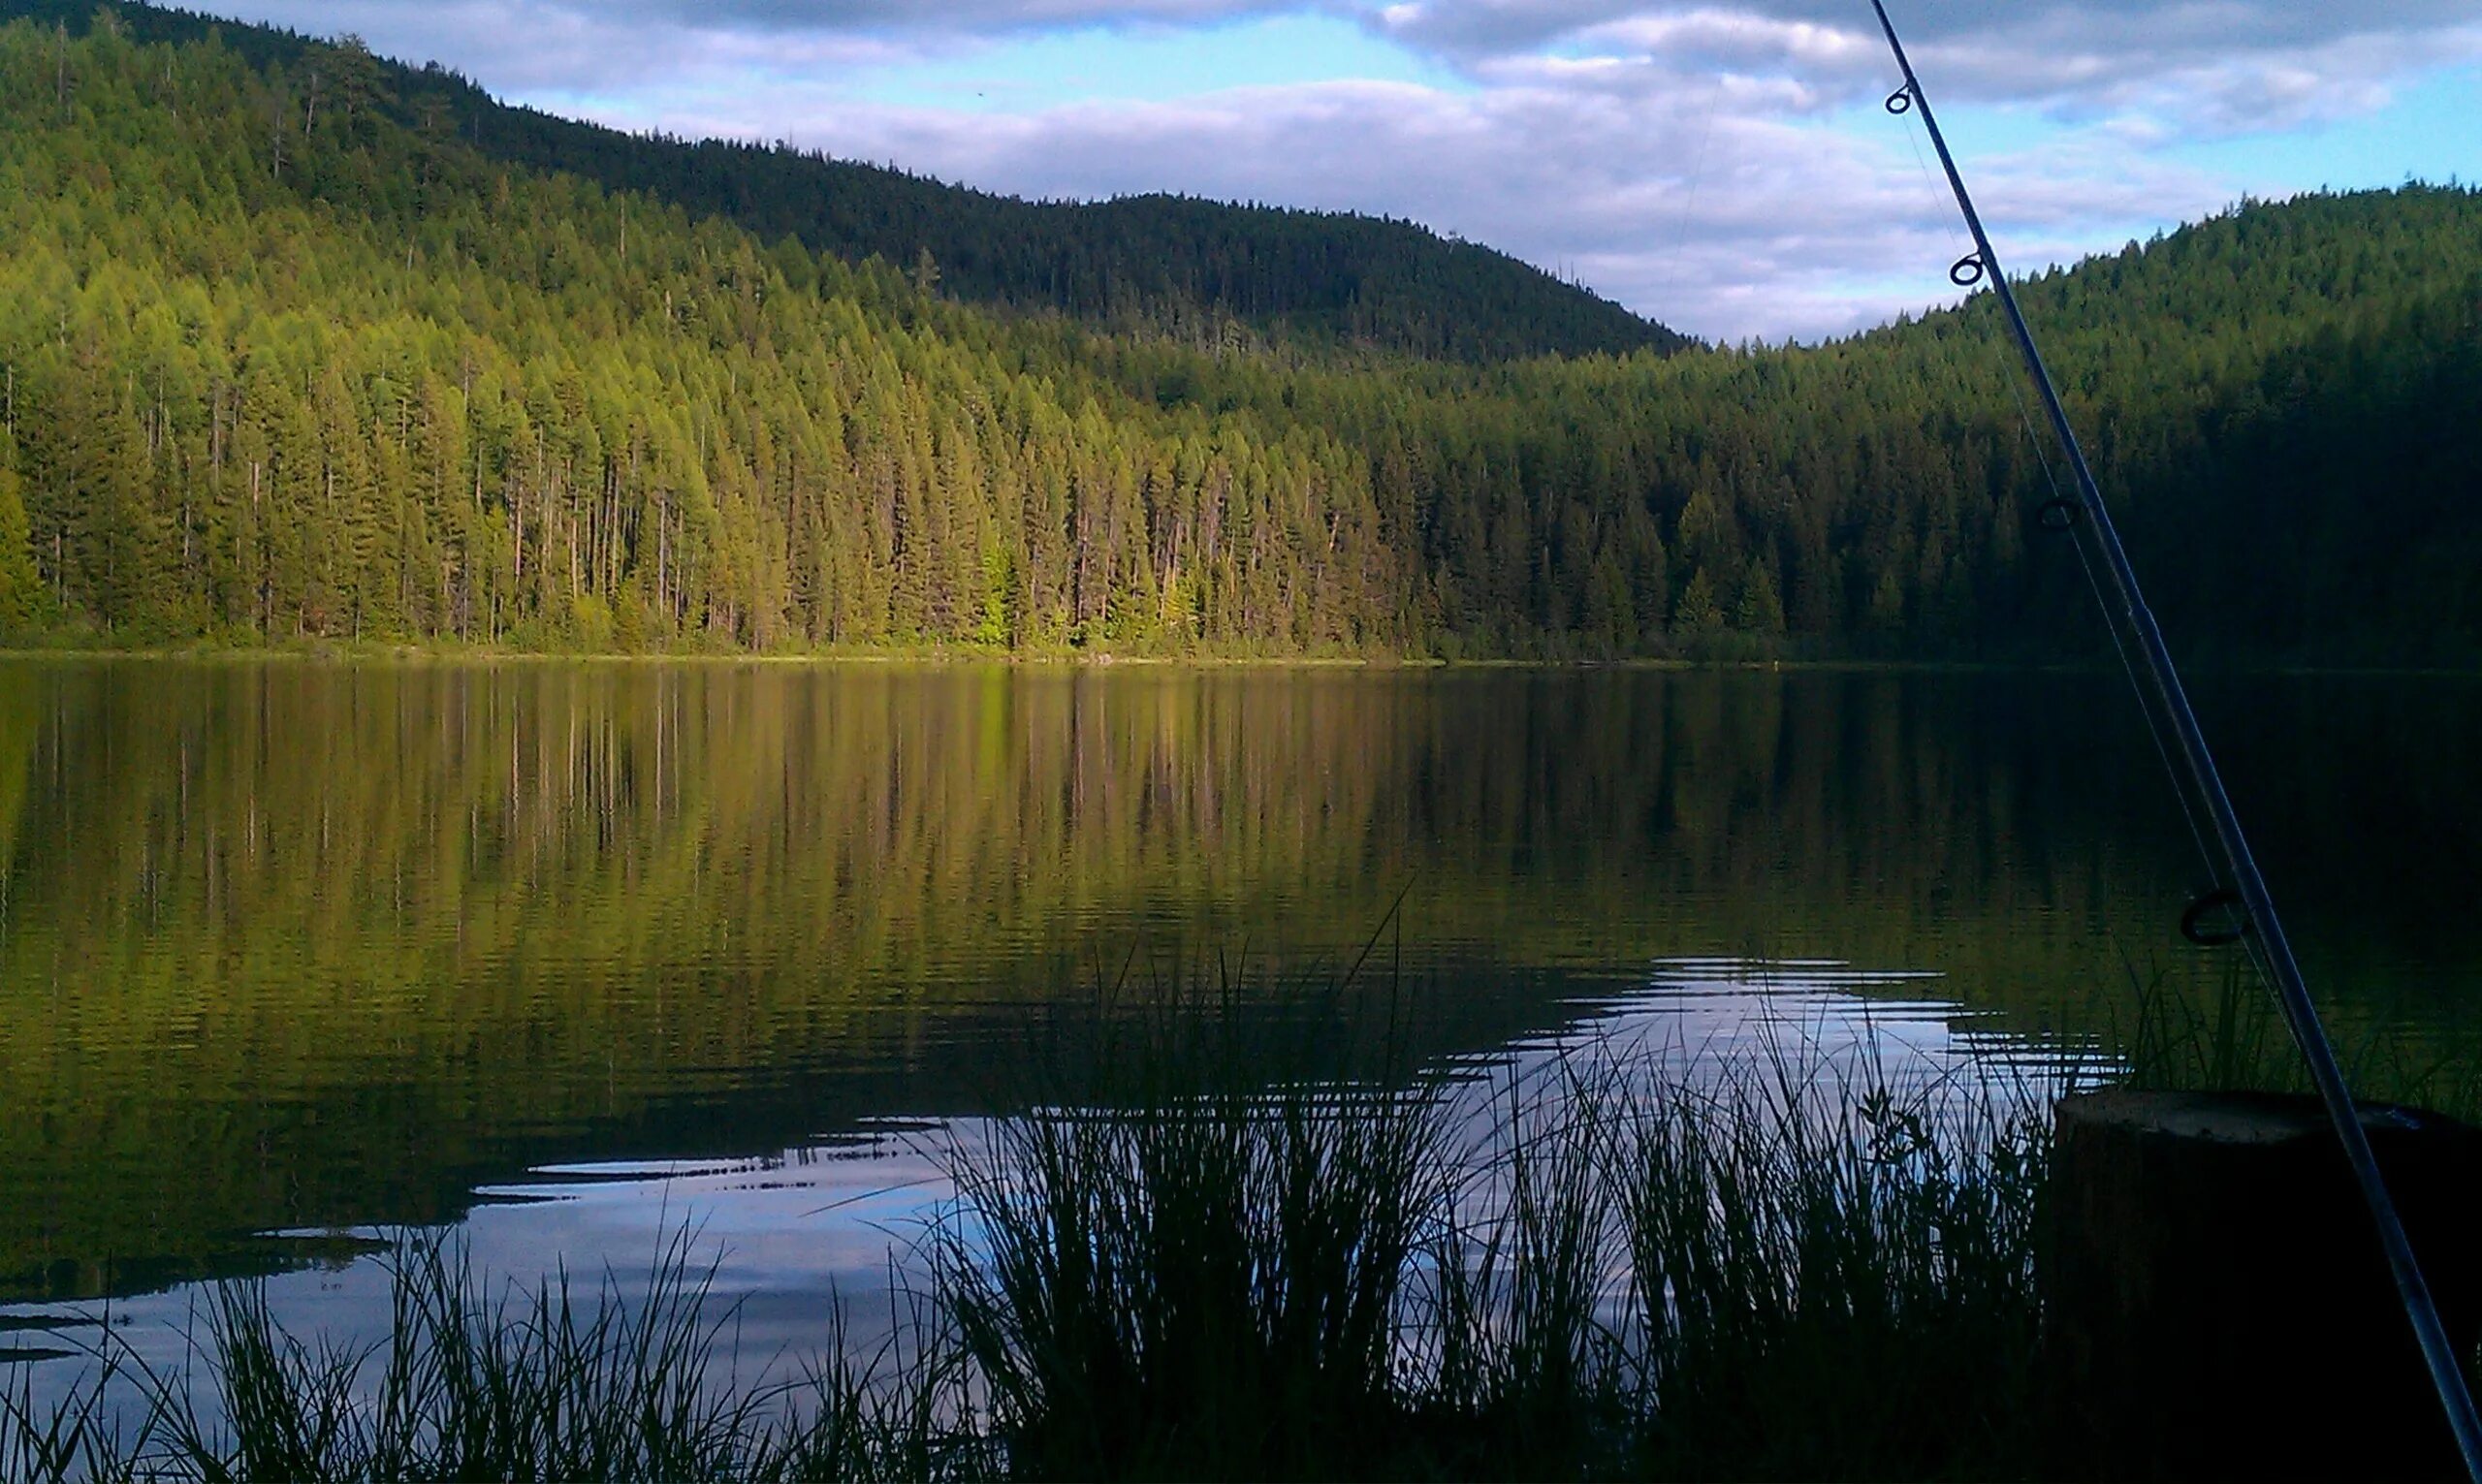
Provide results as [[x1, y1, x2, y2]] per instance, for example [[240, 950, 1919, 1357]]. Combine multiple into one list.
[[2047, 1089, 2482, 1481]]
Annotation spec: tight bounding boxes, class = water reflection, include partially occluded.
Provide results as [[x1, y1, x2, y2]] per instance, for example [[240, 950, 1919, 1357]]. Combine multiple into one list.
[[1, 958, 2065, 1422], [0, 661, 2473, 1306]]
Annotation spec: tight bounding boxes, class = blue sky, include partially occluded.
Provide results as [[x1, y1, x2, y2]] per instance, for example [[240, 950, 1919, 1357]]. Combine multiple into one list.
[[209, 1, 2481, 340]]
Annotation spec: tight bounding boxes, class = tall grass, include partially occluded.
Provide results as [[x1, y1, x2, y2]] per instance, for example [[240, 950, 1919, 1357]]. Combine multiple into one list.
[[6, 1000, 2075, 1481], [2, 1230, 971, 1483], [2119, 958, 2482, 1119], [932, 994, 2061, 1480], [942, 1089, 1449, 1478], [1, 1339, 145, 1483], [1619, 1058, 2050, 1479]]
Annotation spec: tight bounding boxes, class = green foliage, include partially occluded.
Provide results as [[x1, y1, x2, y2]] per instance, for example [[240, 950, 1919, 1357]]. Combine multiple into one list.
[[0, 17, 1422, 654], [1734, 556, 1786, 636], [0, 430, 41, 632], [0, 0, 1679, 364], [0, 14, 2479, 661], [1673, 568, 1723, 635]]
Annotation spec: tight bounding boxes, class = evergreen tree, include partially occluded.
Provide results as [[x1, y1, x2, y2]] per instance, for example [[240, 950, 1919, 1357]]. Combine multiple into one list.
[[0, 15, 2474, 664], [0, 428, 41, 631], [1674, 568, 1723, 635], [1734, 556, 1785, 636]]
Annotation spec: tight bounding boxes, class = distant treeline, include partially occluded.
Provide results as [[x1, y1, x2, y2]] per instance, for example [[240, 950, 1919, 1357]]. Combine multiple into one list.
[[0, 14, 2477, 661]]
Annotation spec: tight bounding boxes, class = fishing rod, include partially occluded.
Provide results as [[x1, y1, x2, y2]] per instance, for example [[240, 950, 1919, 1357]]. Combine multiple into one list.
[[1862, 3, 2482, 1476]]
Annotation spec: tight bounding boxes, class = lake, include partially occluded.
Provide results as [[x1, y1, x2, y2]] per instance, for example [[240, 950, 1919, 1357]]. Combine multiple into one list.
[[1, 659, 2476, 1375]]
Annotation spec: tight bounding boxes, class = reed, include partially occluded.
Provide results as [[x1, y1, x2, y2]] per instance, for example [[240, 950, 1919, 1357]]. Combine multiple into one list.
[[0, 1001, 2106, 1481], [1, 1339, 145, 1484], [2, 1230, 980, 1483], [1617, 1051, 2050, 1479], [2117, 958, 2482, 1120], [928, 995, 2060, 1479]]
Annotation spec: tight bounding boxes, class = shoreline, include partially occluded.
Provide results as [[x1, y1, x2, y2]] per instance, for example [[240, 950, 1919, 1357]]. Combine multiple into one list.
[[0, 642, 2474, 679]]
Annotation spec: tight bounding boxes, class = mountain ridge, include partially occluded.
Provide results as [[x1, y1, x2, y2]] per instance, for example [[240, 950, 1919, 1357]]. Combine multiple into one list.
[[0, 14, 2475, 664], [0, 0, 1688, 363]]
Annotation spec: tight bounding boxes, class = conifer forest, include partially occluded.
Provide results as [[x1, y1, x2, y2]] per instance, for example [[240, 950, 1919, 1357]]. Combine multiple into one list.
[[2, 3, 2478, 664]]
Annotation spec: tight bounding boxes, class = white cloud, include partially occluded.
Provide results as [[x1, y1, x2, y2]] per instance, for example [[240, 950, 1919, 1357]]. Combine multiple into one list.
[[627, 65, 2237, 339], [186, 1, 2482, 339], [200, 1, 927, 90], [1369, 0, 2482, 67]]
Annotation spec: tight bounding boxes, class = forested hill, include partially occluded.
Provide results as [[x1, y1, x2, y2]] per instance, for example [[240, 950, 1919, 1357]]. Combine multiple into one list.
[[0, 0, 1683, 363], [1, 17, 2477, 663]]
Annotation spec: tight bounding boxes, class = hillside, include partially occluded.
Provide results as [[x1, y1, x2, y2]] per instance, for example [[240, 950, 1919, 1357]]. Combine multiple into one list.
[[0, 0, 1684, 363], [0, 16, 2477, 663]]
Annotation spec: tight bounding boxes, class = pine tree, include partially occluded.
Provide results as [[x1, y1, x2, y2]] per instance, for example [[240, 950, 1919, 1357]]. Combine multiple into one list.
[[0, 17, 2473, 662], [0, 427, 42, 631], [1674, 567, 1723, 635], [1734, 555, 1786, 636]]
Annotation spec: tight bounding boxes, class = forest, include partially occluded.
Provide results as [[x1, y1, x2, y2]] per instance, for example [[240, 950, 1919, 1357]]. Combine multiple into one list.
[[0, 0, 1683, 363], [1, 7, 2478, 663]]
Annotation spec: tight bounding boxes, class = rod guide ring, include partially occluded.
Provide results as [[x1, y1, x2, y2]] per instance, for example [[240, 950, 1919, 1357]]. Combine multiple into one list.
[[2181, 888, 2250, 947]]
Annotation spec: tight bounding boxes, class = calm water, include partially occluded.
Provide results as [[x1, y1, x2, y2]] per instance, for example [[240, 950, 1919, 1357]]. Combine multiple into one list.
[[0, 660, 2476, 1348]]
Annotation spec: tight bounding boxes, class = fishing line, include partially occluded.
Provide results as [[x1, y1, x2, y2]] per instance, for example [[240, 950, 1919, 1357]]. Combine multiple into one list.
[[1896, 87, 2217, 1109], [1654, 88, 1721, 332], [1864, 3, 2482, 1475], [1989, 317, 2225, 883], [1894, 100, 2226, 892], [1898, 83, 2244, 960], [2064, 508, 2221, 881]]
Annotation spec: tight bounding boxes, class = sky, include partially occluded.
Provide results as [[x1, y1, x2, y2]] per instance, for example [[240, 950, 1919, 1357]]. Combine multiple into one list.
[[191, 1, 2479, 342]]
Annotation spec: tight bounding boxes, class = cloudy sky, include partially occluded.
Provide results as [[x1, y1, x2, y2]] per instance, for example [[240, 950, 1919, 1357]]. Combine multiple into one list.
[[198, 1, 2478, 341]]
